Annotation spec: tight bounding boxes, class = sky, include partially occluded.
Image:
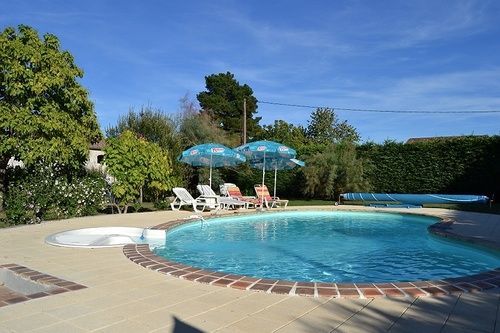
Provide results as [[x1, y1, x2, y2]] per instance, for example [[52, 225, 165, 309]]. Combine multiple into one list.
[[2, 0, 500, 143]]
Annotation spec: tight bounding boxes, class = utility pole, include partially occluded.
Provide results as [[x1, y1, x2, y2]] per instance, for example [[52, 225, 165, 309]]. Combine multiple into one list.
[[243, 98, 247, 144]]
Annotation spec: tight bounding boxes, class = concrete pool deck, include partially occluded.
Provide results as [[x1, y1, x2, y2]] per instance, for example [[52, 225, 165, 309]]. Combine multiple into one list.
[[0, 206, 498, 332]]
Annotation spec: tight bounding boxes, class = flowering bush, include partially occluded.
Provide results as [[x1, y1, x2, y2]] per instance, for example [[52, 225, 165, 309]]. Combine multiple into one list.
[[5, 164, 108, 225]]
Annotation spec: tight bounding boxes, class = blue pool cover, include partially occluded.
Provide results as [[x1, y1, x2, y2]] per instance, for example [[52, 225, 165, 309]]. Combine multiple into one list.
[[341, 193, 489, 206]]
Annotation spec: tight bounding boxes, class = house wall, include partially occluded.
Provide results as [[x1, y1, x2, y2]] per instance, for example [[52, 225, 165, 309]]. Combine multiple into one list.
[[7, 150, 106, 172], [85, 149, 106, 172]]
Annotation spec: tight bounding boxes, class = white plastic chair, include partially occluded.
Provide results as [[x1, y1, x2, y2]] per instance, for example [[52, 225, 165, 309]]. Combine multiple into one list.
[[170, 187, 213, 212]]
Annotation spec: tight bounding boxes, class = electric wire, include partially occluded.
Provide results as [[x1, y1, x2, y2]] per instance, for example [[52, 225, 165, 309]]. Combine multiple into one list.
[[257, 100, 500, 114]]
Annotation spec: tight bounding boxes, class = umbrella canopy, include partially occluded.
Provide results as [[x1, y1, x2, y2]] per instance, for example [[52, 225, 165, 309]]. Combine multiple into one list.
[[236, 140, 298, 197], [178, 143, 246, 187], [250, 158, 305, 197], [251, 158, 305, 171], [236, 140, 296, 162]]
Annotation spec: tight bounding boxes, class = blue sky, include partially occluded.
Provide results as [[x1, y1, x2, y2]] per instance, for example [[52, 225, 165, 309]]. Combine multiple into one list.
[[2, 0, 500, 142]]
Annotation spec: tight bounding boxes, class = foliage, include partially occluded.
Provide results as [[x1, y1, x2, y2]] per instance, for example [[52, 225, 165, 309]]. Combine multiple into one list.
[[4, 164, 107, 225], [106, 105, 180, 156], [306, 108, 360, 144], [357, 136, 500, 196], [303, 142, 370, 200], [259, 120, 308, 151], [104, 130, 174, 213], [197, 72, 261, 141], [105, 105, 183, 198], [175, 99, 242, 192], [224, 114, 367, 199], [153, 199, 171, 210], [0, 25, 101, 208], [178, 107, 237, 147]]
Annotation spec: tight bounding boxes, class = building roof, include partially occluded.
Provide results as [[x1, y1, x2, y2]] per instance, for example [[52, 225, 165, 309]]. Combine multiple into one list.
[[89, 140, 106, 150]]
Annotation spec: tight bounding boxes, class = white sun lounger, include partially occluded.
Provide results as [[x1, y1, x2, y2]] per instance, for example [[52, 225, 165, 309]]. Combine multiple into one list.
[[170, 187, 218, 212], [197, 185, 247, 209]]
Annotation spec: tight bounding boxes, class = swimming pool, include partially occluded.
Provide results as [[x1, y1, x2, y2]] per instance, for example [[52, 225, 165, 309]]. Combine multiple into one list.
[[153, 211, 499, 283]]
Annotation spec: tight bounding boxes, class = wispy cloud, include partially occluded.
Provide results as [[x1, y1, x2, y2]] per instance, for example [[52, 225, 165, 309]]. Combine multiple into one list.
[[368, 0, 490, 50], [212, 7, 352, 56]]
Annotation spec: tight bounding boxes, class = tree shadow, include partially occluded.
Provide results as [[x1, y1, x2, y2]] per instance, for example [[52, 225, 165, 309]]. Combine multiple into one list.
[[277, 292, 499, 333]]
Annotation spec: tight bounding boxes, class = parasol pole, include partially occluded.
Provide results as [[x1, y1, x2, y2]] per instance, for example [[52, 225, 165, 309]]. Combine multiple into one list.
[[209, 153, 213, 188], [261, 151, 266, 188], [261, 151, 266, 205], [273, 165, 277, 198]]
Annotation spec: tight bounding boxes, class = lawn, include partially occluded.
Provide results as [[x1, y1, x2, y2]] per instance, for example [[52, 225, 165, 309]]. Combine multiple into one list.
[[288, 199, 336, 206]]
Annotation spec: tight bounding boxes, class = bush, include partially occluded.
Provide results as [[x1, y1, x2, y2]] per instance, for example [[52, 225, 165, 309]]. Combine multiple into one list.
[[358, 136, 500, 195], [5, 164, 108, 225], [153, 199, 171, 210]]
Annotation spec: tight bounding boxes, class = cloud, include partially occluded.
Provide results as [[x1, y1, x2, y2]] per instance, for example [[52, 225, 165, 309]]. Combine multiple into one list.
[[370, 0, 490, 50], [212, 7, 352, 56]]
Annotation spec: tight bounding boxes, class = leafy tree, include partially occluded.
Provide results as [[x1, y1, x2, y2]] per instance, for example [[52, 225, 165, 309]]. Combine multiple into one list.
[[259, 120, 308, 151], [0, 25, 101, 207], [177, 103, 238, 191], [303, 142, 370, 200], [104, 130, 174, 213], [197, 72, 261, 141], [106, 105, 182, 196], [179, 110, 238, 148], [306, 108, 360, 144], [106, 105, 179, 153]]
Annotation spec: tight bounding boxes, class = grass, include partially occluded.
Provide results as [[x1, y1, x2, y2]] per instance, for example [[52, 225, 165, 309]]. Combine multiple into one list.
[[288, 199, 336, 206]]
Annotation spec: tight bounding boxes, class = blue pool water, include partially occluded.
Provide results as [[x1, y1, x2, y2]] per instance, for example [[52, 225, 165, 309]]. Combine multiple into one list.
[[153, 211, 499, 282]]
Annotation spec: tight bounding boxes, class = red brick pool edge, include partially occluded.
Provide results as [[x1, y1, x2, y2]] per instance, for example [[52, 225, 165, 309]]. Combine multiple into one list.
[[0, 263, 87, 307], [123, 217, 500, 299]]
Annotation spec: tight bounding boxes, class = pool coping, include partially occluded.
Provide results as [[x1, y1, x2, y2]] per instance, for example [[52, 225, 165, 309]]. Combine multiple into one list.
[[123, 211, 500, 299], [0, 263, 87, 307]]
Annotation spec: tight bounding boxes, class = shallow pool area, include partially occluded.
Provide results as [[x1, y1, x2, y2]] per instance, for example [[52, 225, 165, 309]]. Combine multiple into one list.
[[154, 211, 500, 283], [45, 227, 166, 248]]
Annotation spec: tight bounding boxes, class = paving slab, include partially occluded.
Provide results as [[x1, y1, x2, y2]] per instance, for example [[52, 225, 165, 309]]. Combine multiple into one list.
[[334, 297, 415, 332]]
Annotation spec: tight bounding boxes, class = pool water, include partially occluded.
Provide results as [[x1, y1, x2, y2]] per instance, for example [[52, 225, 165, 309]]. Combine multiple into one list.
[[153, 211, 499, 282]]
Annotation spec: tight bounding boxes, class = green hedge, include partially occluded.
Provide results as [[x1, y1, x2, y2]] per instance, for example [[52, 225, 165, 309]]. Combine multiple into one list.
[[357, 136, 500, 196]]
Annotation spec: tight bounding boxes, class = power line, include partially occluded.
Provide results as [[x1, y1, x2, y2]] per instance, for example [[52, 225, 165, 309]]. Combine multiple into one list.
[[257, 100, 500, 114]]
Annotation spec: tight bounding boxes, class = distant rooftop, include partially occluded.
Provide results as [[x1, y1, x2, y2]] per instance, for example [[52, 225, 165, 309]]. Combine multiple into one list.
[[89, 140, 106, 150]]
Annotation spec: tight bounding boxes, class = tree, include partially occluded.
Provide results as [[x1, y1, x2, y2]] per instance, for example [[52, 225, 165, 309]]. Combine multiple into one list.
[[197, 72, 261, 141], [106, 105, 182, 196], [306, 108, 360, 144], [104, 131, 174, 213], [303, 142, 370, 200], [179, 110, 237, 148], [106, 105, 179, 155], [0, 25, 101, 208], [177, 101, 237, 191], [260, 120, 308, 151]]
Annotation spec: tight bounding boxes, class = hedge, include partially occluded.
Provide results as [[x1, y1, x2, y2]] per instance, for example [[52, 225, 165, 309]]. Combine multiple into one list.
[[357, 136, 500, 196]]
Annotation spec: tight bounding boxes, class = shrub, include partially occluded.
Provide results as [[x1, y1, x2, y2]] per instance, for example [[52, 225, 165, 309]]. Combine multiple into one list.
[[303, 142, 371, 200], [5, 164, 108, 225], [358, 136, 500, 195]]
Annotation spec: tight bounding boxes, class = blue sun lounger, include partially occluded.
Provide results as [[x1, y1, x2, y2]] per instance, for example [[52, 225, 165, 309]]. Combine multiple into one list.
[[341, 193, 489, 208]]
